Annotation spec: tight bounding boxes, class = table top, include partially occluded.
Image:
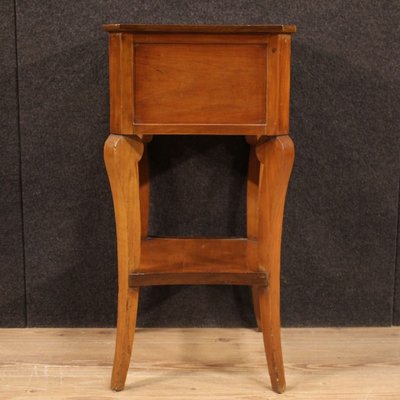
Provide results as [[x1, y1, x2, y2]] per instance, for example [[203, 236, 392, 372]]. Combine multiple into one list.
[[103, 24, 296, 34]]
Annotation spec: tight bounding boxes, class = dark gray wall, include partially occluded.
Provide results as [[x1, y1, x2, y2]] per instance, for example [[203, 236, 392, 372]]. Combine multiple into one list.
[[0, 1, 26, 326], [395, 183, 400, 325], [1, 1, 399, 327]]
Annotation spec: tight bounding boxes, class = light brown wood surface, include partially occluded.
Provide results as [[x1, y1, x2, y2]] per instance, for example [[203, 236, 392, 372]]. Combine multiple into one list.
[[131, 238, 266, 286], [1, 327, 399, 400], [105, 23, 296, 394], [134, 43, 266, 125], [104, 134, 144, 390], [103, 24, 297, 34], [247, 144, 262, 331], [266, 35, 292, 134], [255, 136, 295, 393], [131, 238, 265, 286], [108, 34, 134, 134], [139, 142, 150, 238], [107, 30, 294, 135]]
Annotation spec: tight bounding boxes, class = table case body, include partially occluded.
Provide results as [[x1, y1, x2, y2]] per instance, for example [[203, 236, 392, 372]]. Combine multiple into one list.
[[103, 23, 296, 395]]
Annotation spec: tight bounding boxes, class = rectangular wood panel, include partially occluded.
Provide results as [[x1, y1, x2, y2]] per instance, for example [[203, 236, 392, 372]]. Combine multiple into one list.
[[130, 238, 264, 286], [139, 237, 258, 273], [134, 43, 266, 125]]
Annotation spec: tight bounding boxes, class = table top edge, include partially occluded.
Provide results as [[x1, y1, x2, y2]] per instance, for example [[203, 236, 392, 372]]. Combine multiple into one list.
[[102, 23, 297, 34]]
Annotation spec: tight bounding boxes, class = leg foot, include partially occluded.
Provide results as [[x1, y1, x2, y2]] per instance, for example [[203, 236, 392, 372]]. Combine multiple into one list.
[[111, 287, 139, 391], [259, 285, 286, 393]]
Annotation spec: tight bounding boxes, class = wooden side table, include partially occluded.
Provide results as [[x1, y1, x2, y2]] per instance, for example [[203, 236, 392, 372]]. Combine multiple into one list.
[[103, 23, 296, 394]]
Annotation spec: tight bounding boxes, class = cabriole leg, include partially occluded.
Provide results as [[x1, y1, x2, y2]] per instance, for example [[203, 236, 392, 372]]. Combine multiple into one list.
[[255, 135, 294, 394], [104, 134, 144, 391]]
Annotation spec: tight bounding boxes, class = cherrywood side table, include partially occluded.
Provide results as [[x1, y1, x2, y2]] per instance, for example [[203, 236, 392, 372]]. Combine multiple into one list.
[[103, 23, 296, 394]]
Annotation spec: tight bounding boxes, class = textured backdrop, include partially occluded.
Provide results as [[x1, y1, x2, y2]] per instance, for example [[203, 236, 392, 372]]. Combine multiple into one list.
[[0, 1, 26, 326], [1, 0, 399, 327]]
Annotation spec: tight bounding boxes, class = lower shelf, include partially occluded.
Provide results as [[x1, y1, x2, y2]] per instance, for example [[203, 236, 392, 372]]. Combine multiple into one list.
[[129, 237, 267, 287]]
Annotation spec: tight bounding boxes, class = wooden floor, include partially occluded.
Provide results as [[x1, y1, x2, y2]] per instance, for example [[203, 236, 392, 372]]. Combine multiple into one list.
[[0, 327, 399, 399]]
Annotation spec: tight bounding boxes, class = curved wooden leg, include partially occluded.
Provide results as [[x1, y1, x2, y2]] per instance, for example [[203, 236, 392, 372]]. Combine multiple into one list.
[[255, 136, 294, 394], [111, 287, 139, 391], [104, 134, 144, 391], [246, 142, 262, 331], [139, 139, 151, 238]]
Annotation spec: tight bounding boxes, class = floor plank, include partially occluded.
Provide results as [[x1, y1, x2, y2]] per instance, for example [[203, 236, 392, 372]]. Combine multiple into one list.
[[0, 328, 399, 399]]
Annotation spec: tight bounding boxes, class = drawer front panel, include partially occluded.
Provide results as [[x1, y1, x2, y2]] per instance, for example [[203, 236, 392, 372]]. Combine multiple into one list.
[[134, 43, 266, 125]]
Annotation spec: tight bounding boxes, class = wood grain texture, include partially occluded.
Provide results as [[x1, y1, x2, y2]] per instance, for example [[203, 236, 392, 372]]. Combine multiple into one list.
[[106, 31, 294, 136], [139, 238, 257, 272], [139, 143, 150, 238], [108, 34, 134, 134], [132, 123, 267, 135], [247, 145, 260, 242], [256, 136, 295, 393], [266, 35, 292, 135], [132, 238, 264, 286], [104, 134, 144, 391], [134, 43, 266, 125], [104, 25, 296, 395], [247, 144, 262, 331], [103, 24, 297, 34], [130, 271, 267, 286], [1, 327, 399, 399], [104, 134, 144, 274]]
